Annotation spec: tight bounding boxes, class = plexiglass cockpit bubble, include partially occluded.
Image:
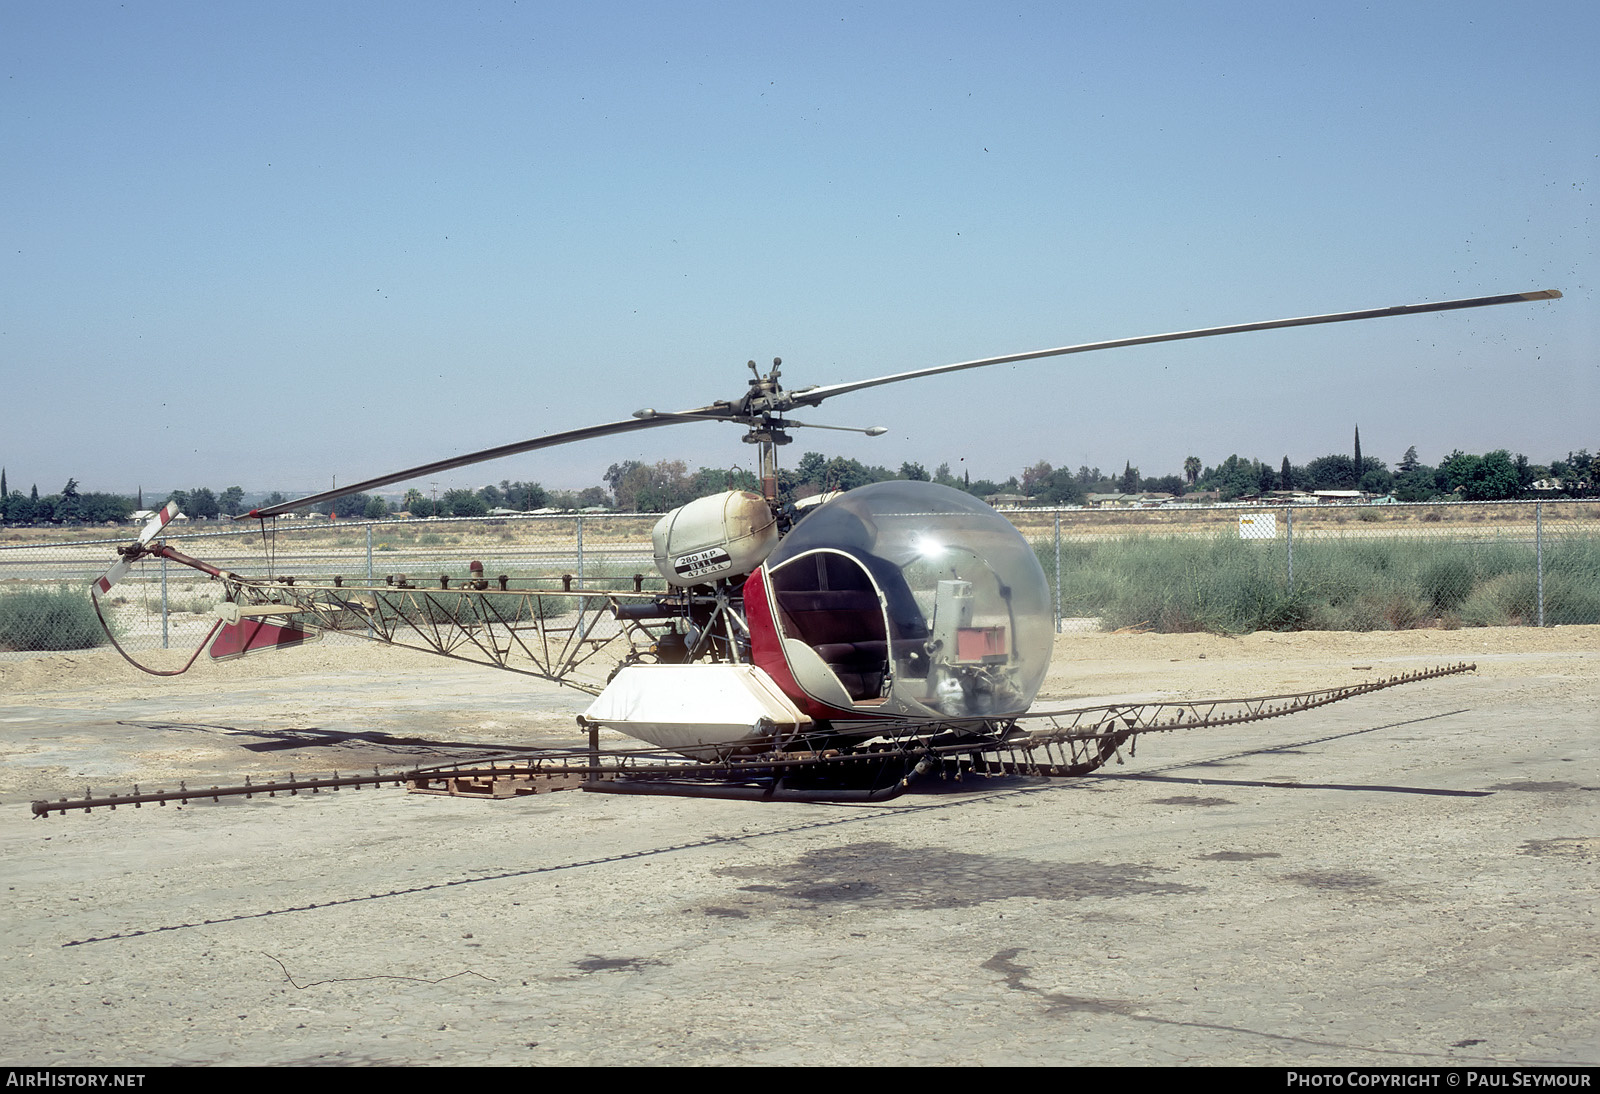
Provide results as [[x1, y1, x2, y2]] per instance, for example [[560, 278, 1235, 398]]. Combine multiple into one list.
[[766, 480, 1052, 717]]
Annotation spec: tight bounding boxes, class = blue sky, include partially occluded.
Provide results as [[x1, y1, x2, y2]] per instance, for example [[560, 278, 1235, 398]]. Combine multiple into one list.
[[3, 1, 1594, 498]]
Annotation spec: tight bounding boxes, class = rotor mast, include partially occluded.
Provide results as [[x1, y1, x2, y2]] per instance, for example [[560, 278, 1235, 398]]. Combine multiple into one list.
[[741, 358, 792, 502]]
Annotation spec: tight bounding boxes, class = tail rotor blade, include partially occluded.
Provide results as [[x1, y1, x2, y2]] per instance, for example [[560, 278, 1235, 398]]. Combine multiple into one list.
[[136, 500, 181, 546], [93, 500, 181, 595]]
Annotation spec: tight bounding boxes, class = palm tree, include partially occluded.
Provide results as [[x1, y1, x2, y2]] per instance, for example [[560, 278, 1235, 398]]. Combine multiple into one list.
[[1184, 456, 1201, 485]]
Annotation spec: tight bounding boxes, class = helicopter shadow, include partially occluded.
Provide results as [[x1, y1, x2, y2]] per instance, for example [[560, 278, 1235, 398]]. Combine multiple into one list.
[[1087, 708, 1491, 798], [115, 719, 562, 758]]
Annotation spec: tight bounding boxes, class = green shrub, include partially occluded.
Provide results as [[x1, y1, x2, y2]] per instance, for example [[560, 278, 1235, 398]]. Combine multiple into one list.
[[1030, 528, 1600, 634], [1540, 536, 1600, 624], [1457, 573, 1531, 627], [0, 586, 111, 651], [1544, 571, 1600, 625], [1420, 556, 1474, 611]]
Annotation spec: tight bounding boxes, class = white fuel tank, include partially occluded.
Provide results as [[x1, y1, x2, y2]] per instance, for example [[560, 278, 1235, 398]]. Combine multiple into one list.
[[652, 490, 779, 587]]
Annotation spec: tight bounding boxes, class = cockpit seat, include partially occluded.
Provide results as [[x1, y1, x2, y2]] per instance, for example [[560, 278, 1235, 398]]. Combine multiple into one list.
[[776, 589, 889, 700]]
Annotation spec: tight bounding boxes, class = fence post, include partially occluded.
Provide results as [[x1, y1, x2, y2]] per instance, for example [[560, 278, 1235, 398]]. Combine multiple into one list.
[[160, 538, 169, 649], [1054, 511, 1062, 633], [366, 524, 375, 639], [1285, 507, 1294, 596], [1536, 500, 1544, 628], [576, 515, 585, 586]]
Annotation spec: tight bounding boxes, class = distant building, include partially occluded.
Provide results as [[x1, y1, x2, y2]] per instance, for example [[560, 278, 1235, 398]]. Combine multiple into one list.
[[1086, 492, 1175, 508]]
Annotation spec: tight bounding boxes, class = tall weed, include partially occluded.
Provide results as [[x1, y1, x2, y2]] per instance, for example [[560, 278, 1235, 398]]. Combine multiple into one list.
[[0, 586, 110, 651], [1032, 529, 1598, 635]]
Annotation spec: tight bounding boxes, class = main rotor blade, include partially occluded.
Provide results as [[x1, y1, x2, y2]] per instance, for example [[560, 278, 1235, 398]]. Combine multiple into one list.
[[246, 414, 711, 518], [786, 289, 1562, 409]]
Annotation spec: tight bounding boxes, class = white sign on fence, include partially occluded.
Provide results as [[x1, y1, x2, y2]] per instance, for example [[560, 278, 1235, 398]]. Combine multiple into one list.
[[1238, 513, 1277, 540]]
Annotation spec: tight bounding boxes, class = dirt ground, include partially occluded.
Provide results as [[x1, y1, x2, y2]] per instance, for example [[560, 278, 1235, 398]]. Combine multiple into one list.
[[1, 626, 1595, 1066]]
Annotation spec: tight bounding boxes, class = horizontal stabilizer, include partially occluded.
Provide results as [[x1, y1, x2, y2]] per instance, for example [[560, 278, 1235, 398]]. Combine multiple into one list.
[[208, 618, 321, 662]]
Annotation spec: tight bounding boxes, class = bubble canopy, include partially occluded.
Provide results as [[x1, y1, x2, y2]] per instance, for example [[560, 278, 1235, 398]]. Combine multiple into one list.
[[765, 481, 1053, 717]]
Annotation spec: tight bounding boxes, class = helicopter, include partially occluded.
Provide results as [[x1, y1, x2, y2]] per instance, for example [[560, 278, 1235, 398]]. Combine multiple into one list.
[[41, 288, 1559, 814]]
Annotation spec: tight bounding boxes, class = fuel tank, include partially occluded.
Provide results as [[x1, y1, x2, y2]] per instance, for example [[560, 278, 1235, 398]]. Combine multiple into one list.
[[652, 490, 779, 587]]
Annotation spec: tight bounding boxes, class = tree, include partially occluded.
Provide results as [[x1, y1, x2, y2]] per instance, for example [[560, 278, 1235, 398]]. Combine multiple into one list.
[[1399, 446, 1420, 473], [499, 480, 549, 511], [1551, 450, 1596, 495], [1353, 425, 1362, 476], [78, 492, 134, 523], [186, 487, 220, 520], [1444, 450, 1519, 500], [52, 478, 84, 523], [1020, 461, 1053, 496], [604, 461, 644, 506], [35, 492, 64, 522], [690, 466, 758, 498], [220, 486, 245, 517], [795, 452, 829, 487], [1196, 454, 1273, 501], [1280, 456, 1292, 491], [317, 493, 375, 518], [608, 460, 695, 512], [1184, 456, 1201, 485], [1393, 460, 1440, 502], [899, 461, 929, 482], [1305, 454, 1358, 491], [1513, 453, 1534, 491], [1118, 462, 1140, 494], [817, 456, 879, 494], [442, 489, 489, 517], [364, 496, 390, 520]]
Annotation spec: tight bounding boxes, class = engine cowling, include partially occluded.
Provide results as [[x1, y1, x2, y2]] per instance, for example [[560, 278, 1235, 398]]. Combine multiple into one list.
[[651, 490, 779, 587]]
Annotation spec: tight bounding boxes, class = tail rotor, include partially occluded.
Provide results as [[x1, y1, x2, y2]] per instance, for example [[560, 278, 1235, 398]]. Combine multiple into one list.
[[92, 500, 180, 595]]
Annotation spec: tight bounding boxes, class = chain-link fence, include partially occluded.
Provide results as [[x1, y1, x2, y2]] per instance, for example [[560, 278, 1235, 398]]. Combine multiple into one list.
[[2, 500, 1597, 655], [1020, 498, 1600, 633], [0, 513, 658, 658]]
